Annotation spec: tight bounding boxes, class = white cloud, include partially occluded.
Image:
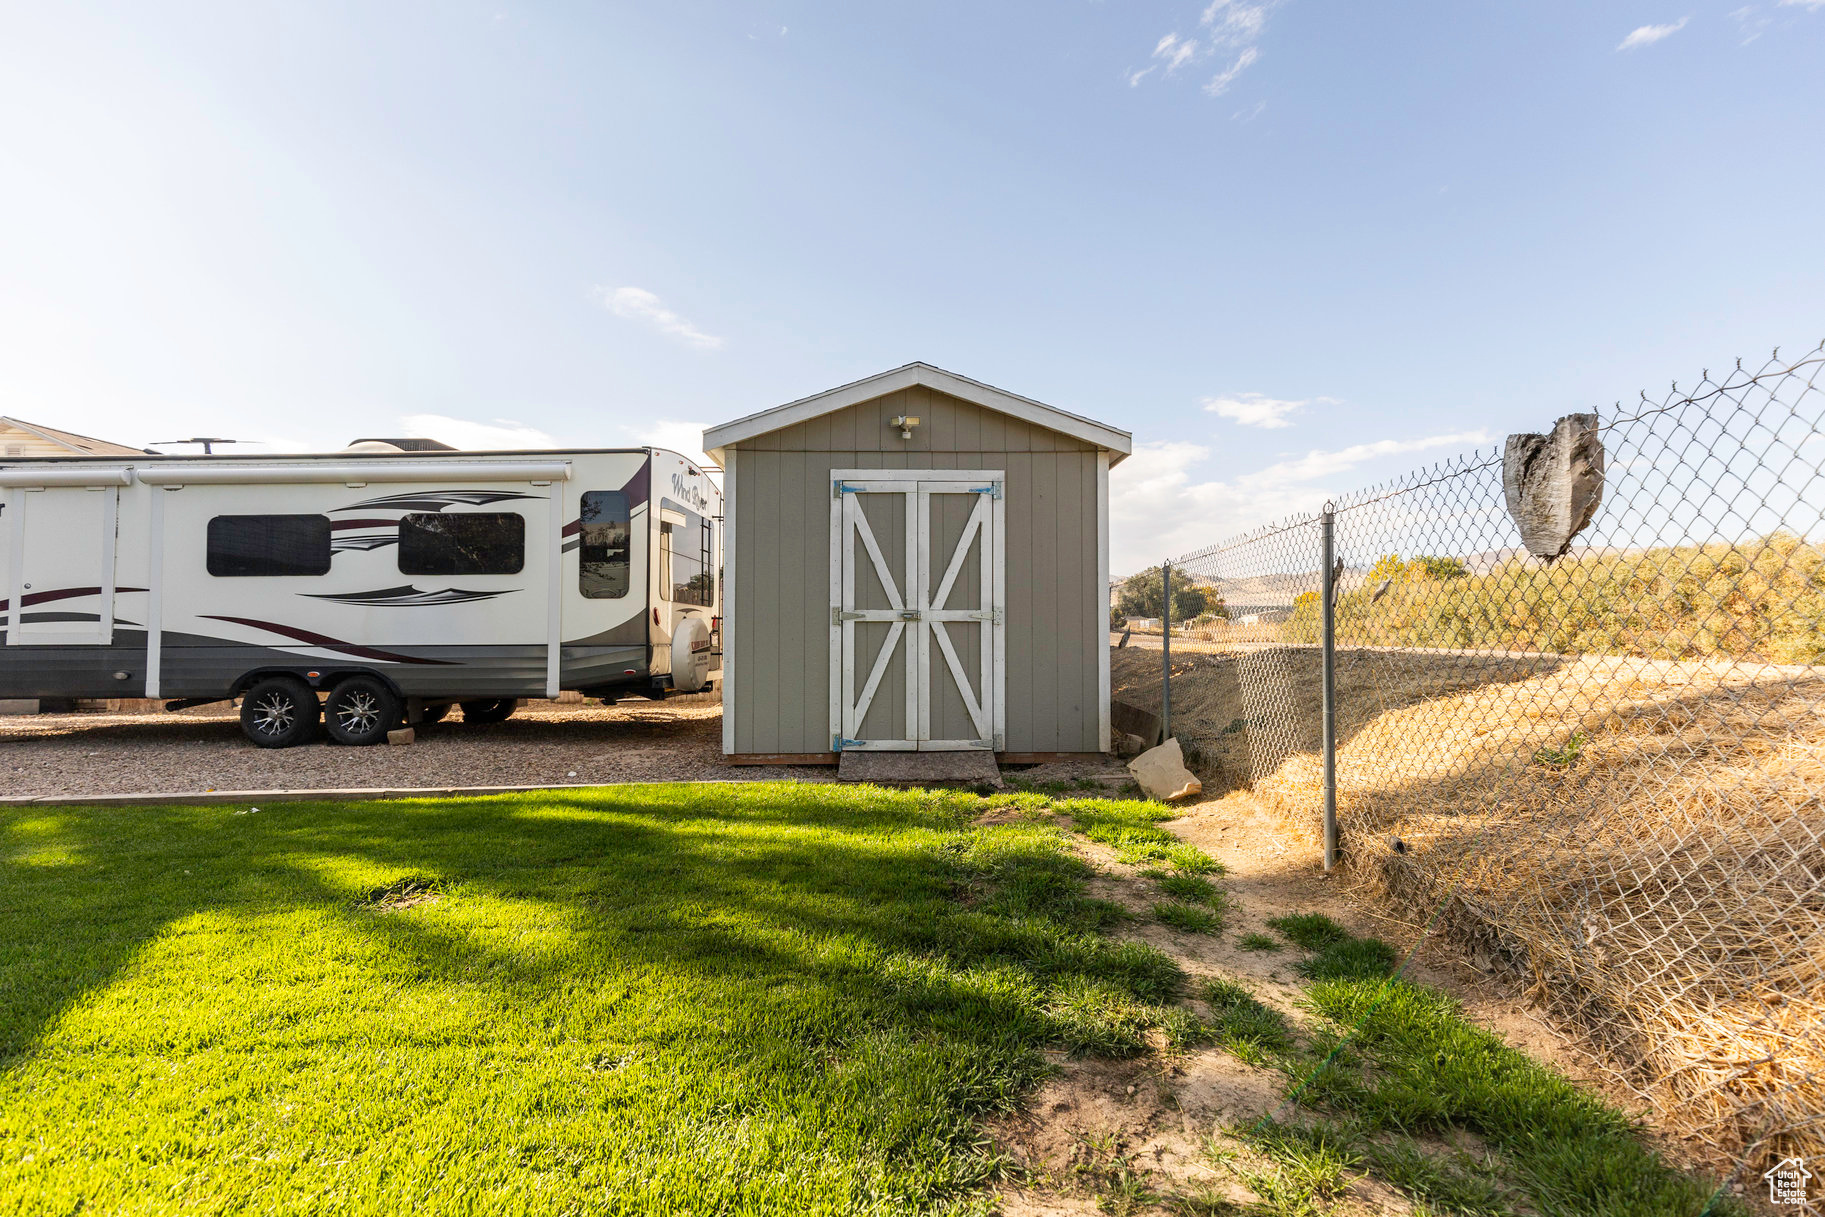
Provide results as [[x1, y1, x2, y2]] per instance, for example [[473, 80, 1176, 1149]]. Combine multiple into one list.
[[1128, 32, 1201, 85], [398, 414, 557, 451], [1202, 392, 1328, 429], [1247, 431, 1488, 484], [1129, 0, 1281, 99], [595, 286, 724, 350], [1204, 46, 1260, 95], [1778, 0, 1824, 9], [1731, 5, 1771, 41], [1156, 32, 1202, 72], [1617, 18, 1688, 49], [1233, 99, 1268, 122], [1109, 429, 1488, 571], [1203, 0, 1270, 47]]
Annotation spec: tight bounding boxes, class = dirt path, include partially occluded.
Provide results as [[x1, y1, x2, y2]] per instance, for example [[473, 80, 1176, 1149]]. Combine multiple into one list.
[[991, 787, 1690, 1216]]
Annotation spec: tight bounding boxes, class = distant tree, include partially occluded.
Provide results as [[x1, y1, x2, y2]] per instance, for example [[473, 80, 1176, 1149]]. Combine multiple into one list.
[[1410, 554, 1470, 581], [1116, 566, 1210, 623], [1368, 553, 1469, 584]]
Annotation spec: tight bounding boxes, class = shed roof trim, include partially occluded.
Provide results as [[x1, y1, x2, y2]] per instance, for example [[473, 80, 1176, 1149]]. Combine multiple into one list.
[[703, 363, 1131, 466]]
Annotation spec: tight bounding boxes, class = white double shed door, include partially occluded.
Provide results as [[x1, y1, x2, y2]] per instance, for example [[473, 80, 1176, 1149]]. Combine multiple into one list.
[[830, 469, 1005, 753]]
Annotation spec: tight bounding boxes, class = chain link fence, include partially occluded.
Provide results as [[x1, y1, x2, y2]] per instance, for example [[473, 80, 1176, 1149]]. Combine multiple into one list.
[[1114, 343, 1824, 1180]]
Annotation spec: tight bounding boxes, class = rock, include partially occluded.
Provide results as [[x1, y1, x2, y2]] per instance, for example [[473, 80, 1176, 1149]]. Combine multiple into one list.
[[1503, 413, 1605, 560], [1114, 732, 1148, 758], [1127, 737, 1202, 802], [387, 728, 415, 746]]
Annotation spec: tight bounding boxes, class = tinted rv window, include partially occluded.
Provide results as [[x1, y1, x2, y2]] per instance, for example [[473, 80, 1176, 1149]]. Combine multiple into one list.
[[660, 505, 714, 607], [206, 515, 332, 576], [579, 491, 631, 598], [398, 513, 524, 576]]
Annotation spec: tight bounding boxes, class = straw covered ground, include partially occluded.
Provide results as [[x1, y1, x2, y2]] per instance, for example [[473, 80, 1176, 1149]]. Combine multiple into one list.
[[1110, 643, 1825, 1177]]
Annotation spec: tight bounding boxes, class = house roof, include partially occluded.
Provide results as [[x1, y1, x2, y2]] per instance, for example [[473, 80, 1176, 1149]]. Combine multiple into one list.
[[0, 416, 148, 457], [702, 362, 1132, 468]]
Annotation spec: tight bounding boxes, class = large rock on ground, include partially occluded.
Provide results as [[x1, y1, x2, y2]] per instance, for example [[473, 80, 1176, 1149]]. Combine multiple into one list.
[[1127, 738, 1202, 802]]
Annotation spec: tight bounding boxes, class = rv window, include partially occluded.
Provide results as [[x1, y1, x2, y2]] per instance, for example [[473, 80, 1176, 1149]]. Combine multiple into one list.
[[579, 491, 631, 599], [660, 505, 714, 607], [398, 512, 525, 576], [206, 515, 333, 577]]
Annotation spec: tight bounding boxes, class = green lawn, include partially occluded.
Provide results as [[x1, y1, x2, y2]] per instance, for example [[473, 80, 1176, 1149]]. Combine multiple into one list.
[[0, 784, 1191, 1216], [0, 785, 1740, 1216]]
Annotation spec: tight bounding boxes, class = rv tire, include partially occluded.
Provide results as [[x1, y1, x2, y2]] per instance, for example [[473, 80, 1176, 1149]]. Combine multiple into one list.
[[460, 698, 519, 725], [324, 676, 402, 746], [240, 677, 321, 749]]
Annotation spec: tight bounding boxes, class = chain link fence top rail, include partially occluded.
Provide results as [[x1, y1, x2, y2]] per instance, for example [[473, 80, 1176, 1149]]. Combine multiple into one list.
[[1121, 343, 1824, 1178]]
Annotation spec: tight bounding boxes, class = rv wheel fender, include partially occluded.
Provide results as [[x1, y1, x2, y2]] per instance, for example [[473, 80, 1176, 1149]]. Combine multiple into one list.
[[671, 615, 713, 694]]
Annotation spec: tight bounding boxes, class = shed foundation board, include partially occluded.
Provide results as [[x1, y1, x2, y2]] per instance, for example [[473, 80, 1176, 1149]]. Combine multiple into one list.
[[837, 750, 1001, 785], [726, 753, 839, 765], [994, 752, 1109, 764]]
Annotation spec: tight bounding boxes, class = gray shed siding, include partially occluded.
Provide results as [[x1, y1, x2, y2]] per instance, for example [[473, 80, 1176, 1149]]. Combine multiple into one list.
[[728, 385, 1102, 755]]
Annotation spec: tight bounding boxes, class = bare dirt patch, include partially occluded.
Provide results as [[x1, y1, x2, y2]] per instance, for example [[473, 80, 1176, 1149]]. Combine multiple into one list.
[[989, 788, 1657, 1215]]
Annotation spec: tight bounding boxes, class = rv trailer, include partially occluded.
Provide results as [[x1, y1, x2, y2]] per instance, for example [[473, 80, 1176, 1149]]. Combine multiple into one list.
[[0, 447, 720, 746]]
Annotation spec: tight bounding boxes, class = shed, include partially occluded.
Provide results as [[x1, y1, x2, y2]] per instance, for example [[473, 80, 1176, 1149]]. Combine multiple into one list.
[[704, 363, 1131, 763]]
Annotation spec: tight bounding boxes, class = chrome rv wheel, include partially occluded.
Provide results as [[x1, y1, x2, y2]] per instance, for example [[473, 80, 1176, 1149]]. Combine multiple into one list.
[[252, 693, 295, 734], [238, 676, 321, 749], [324, 676, 401, 746]]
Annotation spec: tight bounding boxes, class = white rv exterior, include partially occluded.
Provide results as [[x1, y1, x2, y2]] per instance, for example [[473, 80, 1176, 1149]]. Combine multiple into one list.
[[0, 447, 720, 745]]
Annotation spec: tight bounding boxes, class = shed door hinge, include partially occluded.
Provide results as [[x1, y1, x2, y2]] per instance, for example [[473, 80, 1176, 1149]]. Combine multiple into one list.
[[833, 607, 866, 625], [834, 734, 864, 751], [969, 482, 1002, 499], [834, 480, 860, 497], [967, 609, 1001, 624]]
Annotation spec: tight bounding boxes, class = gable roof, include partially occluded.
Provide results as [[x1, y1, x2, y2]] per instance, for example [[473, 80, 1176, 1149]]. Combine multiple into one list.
[[702, 362, 1132, 468], [0, 416, 147, 457]]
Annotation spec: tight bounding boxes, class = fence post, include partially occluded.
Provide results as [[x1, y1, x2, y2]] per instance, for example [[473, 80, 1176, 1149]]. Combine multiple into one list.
[[1161, 561, 1172, 741], [1320, 507, 1338, 872]]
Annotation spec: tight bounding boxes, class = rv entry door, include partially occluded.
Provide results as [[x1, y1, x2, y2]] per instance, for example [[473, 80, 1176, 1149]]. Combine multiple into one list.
[[4, 485, 120, 646]]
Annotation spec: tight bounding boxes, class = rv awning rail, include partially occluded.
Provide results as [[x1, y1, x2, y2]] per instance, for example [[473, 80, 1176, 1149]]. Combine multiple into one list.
[[0, 469, 135, 488], [136, 461, 574, 486]]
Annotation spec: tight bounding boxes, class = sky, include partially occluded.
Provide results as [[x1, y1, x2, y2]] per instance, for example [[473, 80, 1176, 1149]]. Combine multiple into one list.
[[1, 1, 1821, 573]]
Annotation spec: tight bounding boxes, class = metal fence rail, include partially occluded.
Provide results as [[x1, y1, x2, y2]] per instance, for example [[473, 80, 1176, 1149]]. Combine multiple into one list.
[[1127, 343, 1825, 1180]]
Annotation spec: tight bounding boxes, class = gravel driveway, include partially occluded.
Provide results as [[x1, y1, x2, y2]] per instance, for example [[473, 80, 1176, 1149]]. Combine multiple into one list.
[[2, 700, 832, 799]]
